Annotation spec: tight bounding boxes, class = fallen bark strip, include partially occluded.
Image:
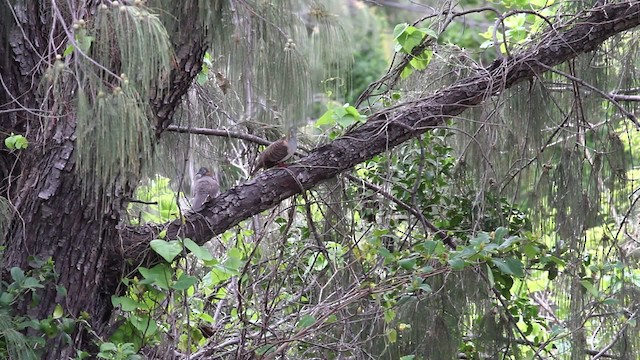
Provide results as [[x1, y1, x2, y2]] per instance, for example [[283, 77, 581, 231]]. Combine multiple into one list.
[[121, 1, 640, 254]]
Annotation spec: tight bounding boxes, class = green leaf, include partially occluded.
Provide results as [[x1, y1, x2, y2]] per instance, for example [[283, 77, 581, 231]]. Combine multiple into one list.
[[10, 267, 25, 282], [111, 296, 143, 311], [150, 239, 182, 263], [409, 50, 432, 71], [400, 65, 414, 79], [172, 274, 197, 291], [296, 314, 316, 329], [377, 247, 394, 263], [602, 298, 618, 306], [224, 247, 244, 271], [205, 265, 236, 285], [448, 257, 466, 271], [23, 277, 44, 290], [497, 236, 521, 251], [419, 283, 432, 293], [580, 279, 601, 298], [129, 315, 158, 337], [63, 45, 74, 57], [183, 238, 214, 261], [138, 264, 172, 290], [393, 23, 410, 41], [384, 309, 396, 323], [388, 328, 397, 343], [420, 27, 437, 39], [0, 292, 15, 306], [99, 343, 118, 352], [398, 257, 417, 270], [75, 29, 94, 53], [494, 227, 509, 244], [53, 304, 64, 319], [315, 108, 336, 127], [486, 263, 495, 287], [4, 133, 28, 150], [470, 232, 491, 246], [523, 243, 540, 258], [491, 257, 525, 277]]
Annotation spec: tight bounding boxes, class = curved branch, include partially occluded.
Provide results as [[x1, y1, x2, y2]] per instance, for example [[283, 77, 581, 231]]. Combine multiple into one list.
[[120, 1, 640, 261]]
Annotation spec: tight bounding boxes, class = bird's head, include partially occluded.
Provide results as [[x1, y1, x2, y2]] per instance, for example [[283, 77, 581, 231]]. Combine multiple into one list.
[[196, 167, 211, 177]]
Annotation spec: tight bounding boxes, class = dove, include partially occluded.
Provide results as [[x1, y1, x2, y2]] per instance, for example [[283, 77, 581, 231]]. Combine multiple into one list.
[[191, 167, 219, 211], [251, 127, 297, 176]]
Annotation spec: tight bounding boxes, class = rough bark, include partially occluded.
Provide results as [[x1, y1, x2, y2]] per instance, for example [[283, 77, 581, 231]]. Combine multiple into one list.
[[0, 1, 207, 358]]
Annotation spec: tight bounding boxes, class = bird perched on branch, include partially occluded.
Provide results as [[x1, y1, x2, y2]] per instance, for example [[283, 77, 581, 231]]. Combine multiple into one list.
[[251, 127, 297, 176], [191, 167, 219, 212]]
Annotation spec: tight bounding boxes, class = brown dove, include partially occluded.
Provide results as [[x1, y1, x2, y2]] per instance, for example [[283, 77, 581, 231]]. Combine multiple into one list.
[[191, 167, 219, 211], [251, 127, 297, 175]]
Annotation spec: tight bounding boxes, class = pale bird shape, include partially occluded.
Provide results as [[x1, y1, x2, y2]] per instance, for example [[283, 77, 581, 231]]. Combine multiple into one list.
[[191, 167, 220, 212], [251, 127, 297, 175]]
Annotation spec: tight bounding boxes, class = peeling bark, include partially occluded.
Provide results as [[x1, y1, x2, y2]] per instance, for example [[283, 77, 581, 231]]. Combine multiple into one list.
[[0, 1, 208, 358]]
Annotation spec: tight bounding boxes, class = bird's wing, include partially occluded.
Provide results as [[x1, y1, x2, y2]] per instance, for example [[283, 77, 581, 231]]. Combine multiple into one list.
[[192, 176, 219, 211], [261, 139, 289, 167]]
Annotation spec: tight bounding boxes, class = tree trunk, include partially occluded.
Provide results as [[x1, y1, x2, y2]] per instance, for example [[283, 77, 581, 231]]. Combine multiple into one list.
[[3, 116, 124, 358], [0, 1, 207, 358]]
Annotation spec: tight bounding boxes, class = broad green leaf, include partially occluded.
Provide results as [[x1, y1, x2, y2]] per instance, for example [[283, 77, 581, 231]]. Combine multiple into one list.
[[63, 45, 75, 57], [602, 298, 618, 306], [494, 227, 509, 244], [205, 265, 236, 285], [491, 258, 525, 277], [138, 264, 171, 290], [224, 247, 244, 270], [150, 239, 182, 263], [580, 279, 601, 298], [497, 236, 521, 251], [10, 267, 25, 282], [129, 315, 158, 337], [523, 243, 540, 258], [75, 29, 94, 53], [398, 257, 417, 270], [111, 296, 143, 312], [388, 328, 397, 343], [296, 314, 316, 329], [400, 65, 413, 79], [172, 274, 197, 291], [377, 247, 394, 263], [486, 264, 495, 287], [393, 23, 410, 41], [23, 277, 44, 290], [384, 309, 396, 323], [0, 292, 14, 306], [53, 304, 64, 319], [183, 238, 214, 261], [99, 343, 117, 352], [316, 109, 336, 127], [419, 283, 432, 293], [4, 133, 28, 150], [448, 257, 466, 271]]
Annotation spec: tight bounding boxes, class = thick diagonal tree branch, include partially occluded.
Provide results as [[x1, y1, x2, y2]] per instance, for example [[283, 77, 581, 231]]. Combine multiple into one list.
[[121, 1, 640, 258]]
